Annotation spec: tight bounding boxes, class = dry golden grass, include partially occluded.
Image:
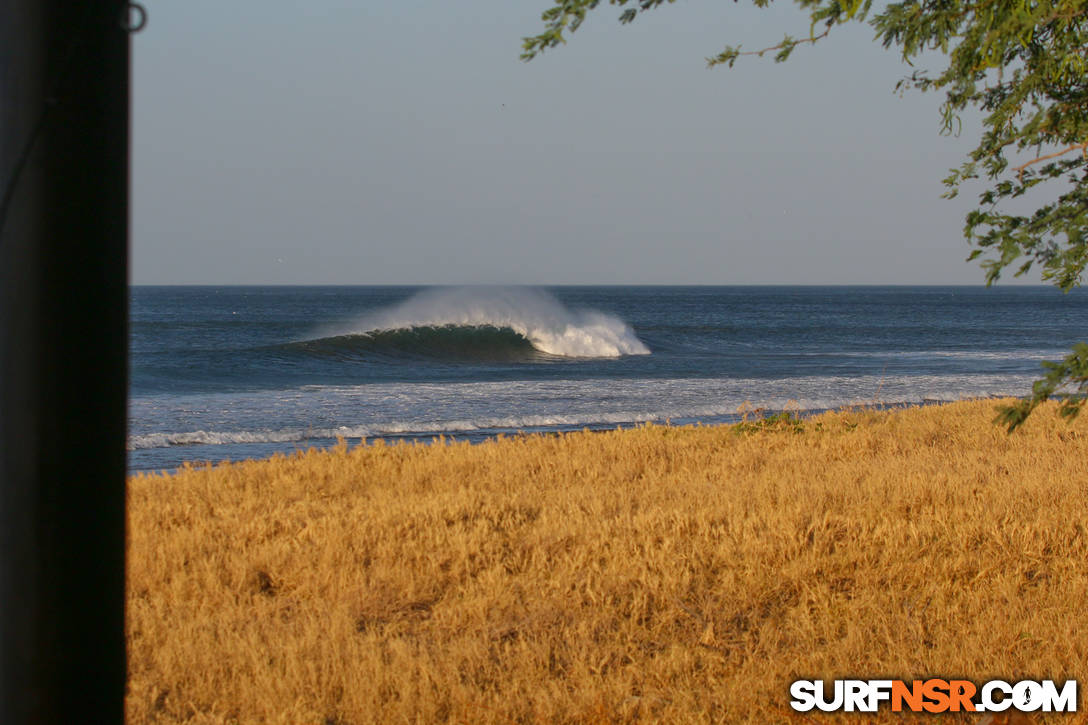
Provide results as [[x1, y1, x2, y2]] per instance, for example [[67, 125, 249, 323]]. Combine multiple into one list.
[[127, 400, 1088, 724]]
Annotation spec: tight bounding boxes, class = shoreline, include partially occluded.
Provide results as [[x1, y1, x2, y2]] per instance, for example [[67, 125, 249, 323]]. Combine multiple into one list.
[[127, 394, 1020, 475]]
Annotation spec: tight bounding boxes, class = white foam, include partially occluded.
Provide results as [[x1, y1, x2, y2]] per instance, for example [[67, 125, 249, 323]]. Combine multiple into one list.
[[129, 427, 375, 450], [128, 373, 1036, 451], [318, 287, 650, 358]]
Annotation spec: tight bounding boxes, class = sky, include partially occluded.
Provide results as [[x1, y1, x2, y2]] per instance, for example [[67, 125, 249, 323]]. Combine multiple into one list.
[[130, 0, 1027, 285]]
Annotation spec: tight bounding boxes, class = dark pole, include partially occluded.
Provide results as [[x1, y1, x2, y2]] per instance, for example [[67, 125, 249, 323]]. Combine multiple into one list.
[[1, 0, 129, 722]]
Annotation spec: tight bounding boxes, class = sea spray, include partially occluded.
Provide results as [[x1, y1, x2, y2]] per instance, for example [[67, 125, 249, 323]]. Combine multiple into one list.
[[317, 286, 650, 358]]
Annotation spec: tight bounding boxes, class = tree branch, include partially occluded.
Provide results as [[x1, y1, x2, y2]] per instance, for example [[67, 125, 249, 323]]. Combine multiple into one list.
[[1013, 141, 1088, 180], [736, 27, 831, 58]]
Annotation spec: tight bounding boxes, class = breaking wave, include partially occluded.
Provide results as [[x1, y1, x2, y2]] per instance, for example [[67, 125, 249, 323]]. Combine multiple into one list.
[[308, 287, 650, 359]]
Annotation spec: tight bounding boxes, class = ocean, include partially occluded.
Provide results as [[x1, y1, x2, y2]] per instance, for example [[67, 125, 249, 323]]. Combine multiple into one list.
[[129, 285, 1087, 473]]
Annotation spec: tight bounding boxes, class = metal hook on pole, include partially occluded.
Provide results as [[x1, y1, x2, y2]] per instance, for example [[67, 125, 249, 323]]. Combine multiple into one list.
[[122, 2, 147, 33]]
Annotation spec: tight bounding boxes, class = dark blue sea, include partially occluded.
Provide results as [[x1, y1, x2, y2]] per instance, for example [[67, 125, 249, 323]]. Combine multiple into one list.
[[129, 285, 1088, 472]]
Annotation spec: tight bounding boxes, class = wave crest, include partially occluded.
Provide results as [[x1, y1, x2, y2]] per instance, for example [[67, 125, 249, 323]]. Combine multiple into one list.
[[315, 287, 650, 359]]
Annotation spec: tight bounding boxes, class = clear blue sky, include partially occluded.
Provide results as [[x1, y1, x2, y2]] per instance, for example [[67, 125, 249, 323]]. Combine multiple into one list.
[[131, 0, 1018, 285]]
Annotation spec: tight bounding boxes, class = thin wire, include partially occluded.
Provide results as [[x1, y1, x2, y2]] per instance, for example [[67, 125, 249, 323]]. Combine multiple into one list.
[[0, 3, 145, 237], [0, 99, 56, 237]]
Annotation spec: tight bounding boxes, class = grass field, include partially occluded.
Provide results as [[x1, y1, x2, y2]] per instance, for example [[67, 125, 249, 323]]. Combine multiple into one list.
[[126, 400, 1088, 724]]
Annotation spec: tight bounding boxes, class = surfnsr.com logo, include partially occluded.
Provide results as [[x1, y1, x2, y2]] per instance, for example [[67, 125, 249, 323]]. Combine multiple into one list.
[[790, 679, 1077, 713]]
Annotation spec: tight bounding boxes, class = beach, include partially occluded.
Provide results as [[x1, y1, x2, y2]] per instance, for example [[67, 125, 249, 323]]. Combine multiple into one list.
[[127, 399, 1088, 723]]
